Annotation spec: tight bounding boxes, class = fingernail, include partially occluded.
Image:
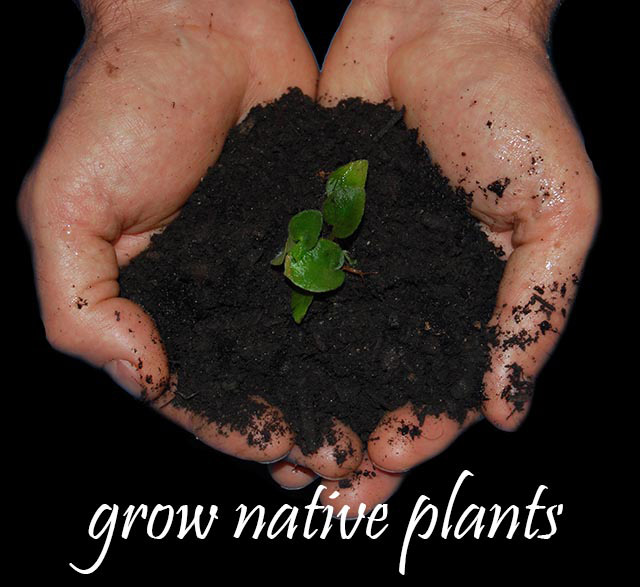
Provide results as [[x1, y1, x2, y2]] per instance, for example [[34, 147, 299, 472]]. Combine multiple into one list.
[[373, 464, 410, 474], [104, 359, 143, 398], [258, 456, 286, 465]]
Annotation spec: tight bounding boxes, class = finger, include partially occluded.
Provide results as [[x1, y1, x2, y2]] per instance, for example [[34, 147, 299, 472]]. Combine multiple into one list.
[[320, 453, 404, 516], [152, 389, 294, 463], [285, 419, 364, 479], [269, 461, 318, 490], [480, 250, 589, 429], [368, 405, 482, 472], [107, 370, 295, 463]]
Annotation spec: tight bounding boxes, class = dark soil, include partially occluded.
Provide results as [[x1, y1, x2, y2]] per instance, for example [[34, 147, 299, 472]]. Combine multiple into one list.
[[119, 89, 505, 456]]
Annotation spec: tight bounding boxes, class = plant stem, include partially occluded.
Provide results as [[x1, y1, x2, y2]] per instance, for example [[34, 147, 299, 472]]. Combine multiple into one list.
[[342, 265, 378, 279]]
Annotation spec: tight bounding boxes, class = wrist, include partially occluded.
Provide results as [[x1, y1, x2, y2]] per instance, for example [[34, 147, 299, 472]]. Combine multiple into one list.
[[349, 0, 559, 48], [429, 0, 559, 44], [76, 0, 163, 29], [75, 0, 244, 36]]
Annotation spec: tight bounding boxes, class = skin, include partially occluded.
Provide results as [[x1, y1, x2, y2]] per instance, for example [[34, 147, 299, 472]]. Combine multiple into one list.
[[19, 0, 599, 513]]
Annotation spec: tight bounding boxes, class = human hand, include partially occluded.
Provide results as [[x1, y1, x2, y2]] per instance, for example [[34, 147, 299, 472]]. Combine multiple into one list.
[[18, 0, 367, 477], [272, 0, 598, 509]]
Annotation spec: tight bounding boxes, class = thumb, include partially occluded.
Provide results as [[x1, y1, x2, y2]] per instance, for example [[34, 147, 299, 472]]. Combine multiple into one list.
[[19, 170, 169, 402]]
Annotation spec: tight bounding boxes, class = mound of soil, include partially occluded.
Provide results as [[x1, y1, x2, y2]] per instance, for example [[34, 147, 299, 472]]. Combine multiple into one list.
[[119, 89, 505, 456]]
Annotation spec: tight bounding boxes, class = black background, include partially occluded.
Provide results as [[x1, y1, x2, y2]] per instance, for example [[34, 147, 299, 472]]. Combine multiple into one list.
[[11, 0, 618, 580]]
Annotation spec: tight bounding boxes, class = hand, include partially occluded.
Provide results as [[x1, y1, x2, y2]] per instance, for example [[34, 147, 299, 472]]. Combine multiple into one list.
[[270, 0, 599, 509], [18, 0, 365, 477]]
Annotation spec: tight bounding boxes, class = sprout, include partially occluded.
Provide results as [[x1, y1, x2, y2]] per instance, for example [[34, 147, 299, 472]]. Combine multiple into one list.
[[271, 160, 370, 323]]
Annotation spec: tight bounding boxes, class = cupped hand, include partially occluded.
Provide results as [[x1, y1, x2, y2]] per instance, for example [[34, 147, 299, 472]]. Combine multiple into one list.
[[18, 0, 364, 477], [275, 0, 598, 510]]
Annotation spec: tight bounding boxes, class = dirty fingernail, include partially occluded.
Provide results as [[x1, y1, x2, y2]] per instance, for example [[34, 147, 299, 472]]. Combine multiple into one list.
[[104, 359, 143, 398], [258, 456, 287, 465]]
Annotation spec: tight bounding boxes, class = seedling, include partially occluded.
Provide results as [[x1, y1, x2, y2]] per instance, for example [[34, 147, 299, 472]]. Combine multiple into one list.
[[271, 160, 370, 323]]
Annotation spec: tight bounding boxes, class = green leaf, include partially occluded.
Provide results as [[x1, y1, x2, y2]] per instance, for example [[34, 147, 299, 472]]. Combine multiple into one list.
[[291, 290, 314, 324], [271, 209, 322, 265], [323, 160, 368, 239], [284, 238, 346, 293], [288, 209, 323, 261]]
